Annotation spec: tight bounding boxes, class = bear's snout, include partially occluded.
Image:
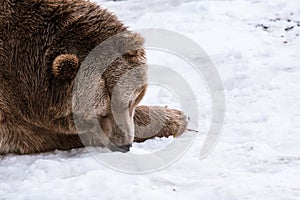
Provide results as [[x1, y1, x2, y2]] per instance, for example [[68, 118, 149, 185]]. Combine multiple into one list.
[[97, 113, 134, 152]]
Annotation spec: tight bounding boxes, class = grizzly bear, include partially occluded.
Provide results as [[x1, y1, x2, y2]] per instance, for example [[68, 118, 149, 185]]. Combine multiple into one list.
[[0, 0, 187, 154]]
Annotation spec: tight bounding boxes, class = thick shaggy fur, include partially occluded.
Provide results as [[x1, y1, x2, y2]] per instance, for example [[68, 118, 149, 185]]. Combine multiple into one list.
[[0, 0, 187, 154]]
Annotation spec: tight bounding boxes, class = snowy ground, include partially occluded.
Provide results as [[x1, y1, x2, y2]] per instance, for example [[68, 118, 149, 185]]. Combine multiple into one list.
[[1, 0, 300, 199]]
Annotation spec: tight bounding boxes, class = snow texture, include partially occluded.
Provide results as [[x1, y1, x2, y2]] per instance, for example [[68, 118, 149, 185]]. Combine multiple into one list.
[[1, 0, 300, 199]]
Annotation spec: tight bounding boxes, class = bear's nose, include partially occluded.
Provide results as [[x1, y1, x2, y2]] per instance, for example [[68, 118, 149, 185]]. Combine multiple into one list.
[[109, 143, 132, 152], [118, 144, 132, 152]]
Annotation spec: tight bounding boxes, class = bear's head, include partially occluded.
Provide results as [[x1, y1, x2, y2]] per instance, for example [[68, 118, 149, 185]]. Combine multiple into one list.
[[0, 0, 147, 152]]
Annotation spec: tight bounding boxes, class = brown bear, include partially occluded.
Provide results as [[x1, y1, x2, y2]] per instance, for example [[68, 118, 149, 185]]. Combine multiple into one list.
[[0, 0, 187, 154]]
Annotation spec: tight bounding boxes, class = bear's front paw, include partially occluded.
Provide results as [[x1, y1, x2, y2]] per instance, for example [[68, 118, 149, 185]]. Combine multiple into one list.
[[133, 106, 188, 142]]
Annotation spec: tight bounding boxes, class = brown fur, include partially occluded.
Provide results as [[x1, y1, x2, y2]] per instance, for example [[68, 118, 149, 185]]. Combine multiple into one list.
[[0, 0, 187, 154], [52, 54, 79, 80]]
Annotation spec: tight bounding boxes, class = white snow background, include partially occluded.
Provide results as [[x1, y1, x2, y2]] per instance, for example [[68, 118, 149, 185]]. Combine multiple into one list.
[[1, 0, 300, 199]]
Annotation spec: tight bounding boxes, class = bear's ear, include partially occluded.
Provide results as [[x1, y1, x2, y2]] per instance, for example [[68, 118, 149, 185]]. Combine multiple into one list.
[[52, 54, 79, 80]]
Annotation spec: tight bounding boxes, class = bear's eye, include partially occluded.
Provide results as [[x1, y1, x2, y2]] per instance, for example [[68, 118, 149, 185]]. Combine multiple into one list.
[[99, 115, 108, 119], [129, 100, 133, 109]]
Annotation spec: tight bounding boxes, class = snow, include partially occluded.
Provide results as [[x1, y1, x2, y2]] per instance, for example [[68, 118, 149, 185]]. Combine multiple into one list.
[[1, 0, 300, 199]]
